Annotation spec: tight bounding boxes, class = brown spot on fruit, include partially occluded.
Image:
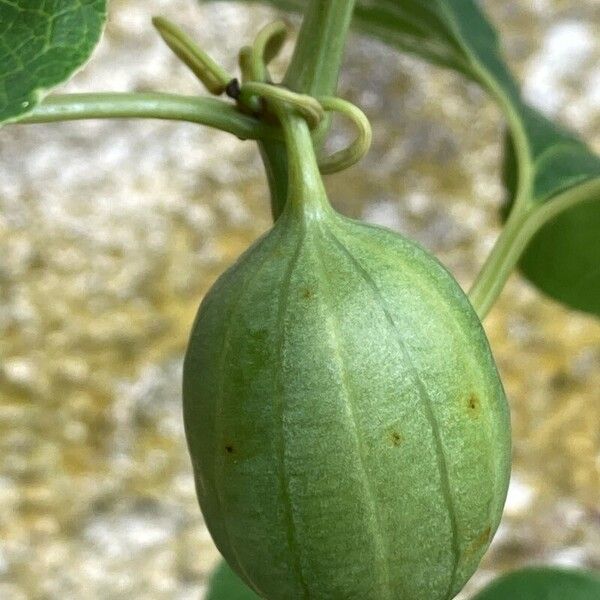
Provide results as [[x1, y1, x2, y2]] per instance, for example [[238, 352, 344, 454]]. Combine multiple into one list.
[[463, 526, 491, 558], [225, 445, 234, 454], [389, 430, 402, 447], [302, 288, 314, 300], [467, 393, 480, 415]]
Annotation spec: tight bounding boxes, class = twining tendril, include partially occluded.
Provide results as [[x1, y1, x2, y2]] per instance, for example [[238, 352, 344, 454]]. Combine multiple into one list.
[[316, 97, 373, 174], [151, 16, 372, 174], [251, 20, 288, 82], [240, 81, 325, 130], [237, 82, 372, 173]]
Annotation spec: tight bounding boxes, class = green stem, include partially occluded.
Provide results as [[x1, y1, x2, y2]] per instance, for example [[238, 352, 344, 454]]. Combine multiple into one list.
[[260, 142, 291, 218], [284, 0, 357, 96], [466, 64, 538, 317], [256, 140, 287, 220], [495, 94, 534, 216], [472, 64, 534, 216], [262, 0, 358, 220], [14, 92, 277, 140], [469, 178, 600, 320]]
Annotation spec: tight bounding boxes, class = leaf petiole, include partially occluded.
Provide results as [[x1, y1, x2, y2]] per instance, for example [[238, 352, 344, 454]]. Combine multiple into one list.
[[12, 92, 279, 140], [469, 178, 600, 320]]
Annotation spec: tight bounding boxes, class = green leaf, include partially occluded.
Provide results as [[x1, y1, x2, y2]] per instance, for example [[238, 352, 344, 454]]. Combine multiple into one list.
[[502, 106, 600, 315], [205, 560, 261, 600], [0, 0, 107, 124], [472, 567, 600, 600], [513, 107, 600, 203], [517, 194, 600, 316], [204, 0, 600, 316]]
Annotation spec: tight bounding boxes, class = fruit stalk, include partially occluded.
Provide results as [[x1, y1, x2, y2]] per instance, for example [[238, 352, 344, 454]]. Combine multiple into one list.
[[260, 0, 358, 219]]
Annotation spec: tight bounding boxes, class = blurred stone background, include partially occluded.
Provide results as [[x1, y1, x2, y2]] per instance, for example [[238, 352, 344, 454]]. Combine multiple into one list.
[[0, 0, 598, 598]]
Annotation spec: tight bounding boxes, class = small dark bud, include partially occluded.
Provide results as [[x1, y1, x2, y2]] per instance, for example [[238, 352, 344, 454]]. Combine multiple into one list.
[[225, 78, 241, 99]]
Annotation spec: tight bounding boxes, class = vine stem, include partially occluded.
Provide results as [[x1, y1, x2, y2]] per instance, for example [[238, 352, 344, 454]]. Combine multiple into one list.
[[473, 65, 534, 218], [468, 178, 600, 320], [14, 92, 278, 140], [462, 63, 537, 318], [284, 0, 357, 96]]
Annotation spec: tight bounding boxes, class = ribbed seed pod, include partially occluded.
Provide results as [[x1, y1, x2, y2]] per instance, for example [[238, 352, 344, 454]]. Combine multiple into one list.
[[183, 112, 511, 600]]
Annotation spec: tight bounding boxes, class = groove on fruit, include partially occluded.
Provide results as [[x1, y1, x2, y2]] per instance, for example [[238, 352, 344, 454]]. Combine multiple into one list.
[[274, 231, 311, 599], [324, 225, 461, 599], [314, 236, 395, 599], [212, 233, 285, 598]]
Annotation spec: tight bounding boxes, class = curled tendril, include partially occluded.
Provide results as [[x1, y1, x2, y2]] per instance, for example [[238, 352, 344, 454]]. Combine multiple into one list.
[[316, 97, 373, 174], [151, 15, 372, 174], [237, 46, 255, 85], [251, 20, 289, 82], [240, 81, 325, 129], [237, 81, 372, 174]]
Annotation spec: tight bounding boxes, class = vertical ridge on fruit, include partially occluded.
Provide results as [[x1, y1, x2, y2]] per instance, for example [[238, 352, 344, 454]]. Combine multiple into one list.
[[274, 232, 311, 598], [320, 223, 462, 598], [311, 234, 394, 598]]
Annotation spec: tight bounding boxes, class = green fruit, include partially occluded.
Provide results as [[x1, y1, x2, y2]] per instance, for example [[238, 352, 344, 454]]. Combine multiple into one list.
[[183, 113, 511, 600]]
